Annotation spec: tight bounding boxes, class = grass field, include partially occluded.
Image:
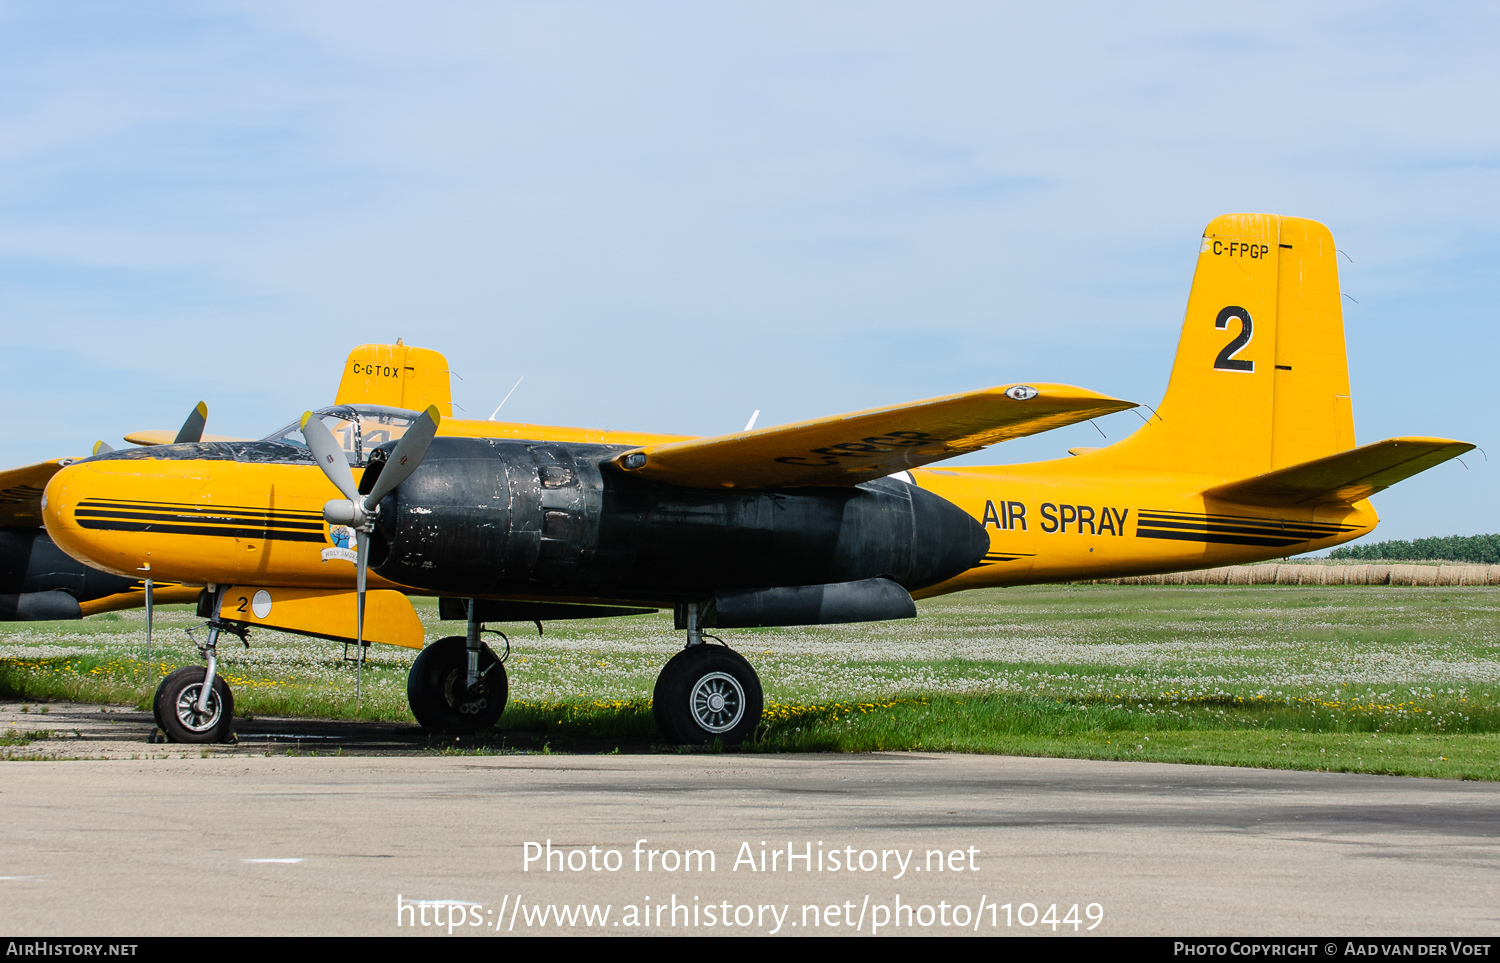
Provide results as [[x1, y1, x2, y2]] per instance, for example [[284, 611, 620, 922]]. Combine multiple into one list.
[[2, 585, 1497, 779]]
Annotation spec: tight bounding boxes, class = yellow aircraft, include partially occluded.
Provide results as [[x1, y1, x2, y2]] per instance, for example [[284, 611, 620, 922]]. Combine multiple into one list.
[[42, 214, 1472, 747]]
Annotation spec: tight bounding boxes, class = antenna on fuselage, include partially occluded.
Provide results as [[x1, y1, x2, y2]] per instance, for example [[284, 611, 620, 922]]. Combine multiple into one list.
[[744, 410, 760, 431], [489, 377, 525, 420]]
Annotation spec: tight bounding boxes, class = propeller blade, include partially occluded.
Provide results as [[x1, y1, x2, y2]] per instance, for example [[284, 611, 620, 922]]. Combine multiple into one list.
[[93, 440, 114, 455], [354, 534, 369, 712], [174, 402, 208, 444], [362, 405, 441, 511], [299, 411, 361, 503]]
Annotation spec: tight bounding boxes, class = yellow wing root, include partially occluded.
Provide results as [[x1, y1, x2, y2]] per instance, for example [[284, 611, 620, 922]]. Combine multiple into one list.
[[78, 582, 202, 617], [219, 585, 426, 649], [0, 458, 76, 527]]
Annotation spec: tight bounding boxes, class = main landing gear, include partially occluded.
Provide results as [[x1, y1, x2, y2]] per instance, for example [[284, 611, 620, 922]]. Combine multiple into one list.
[[406, 600, 508, 730], [401, 598, 763, 746], [152, 586, 240, 743], [652, 602, 763, 746]]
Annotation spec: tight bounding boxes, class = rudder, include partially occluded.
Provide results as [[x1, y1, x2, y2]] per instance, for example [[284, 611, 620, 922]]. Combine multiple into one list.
[[1105, 214, 1355, 480]]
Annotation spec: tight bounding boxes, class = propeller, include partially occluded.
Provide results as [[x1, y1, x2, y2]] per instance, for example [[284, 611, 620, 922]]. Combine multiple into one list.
[[174, 402, 209, 444], [93, 440, 114, 455], [300, 405, 442, 710]]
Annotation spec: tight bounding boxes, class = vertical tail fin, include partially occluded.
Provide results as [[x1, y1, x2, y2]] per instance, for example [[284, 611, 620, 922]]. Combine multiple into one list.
[[1105, 214, 1355, 479], [334, 343, 454, 417]]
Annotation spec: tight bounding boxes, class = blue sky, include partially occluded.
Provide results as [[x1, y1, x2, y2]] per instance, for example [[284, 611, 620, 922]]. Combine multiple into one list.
[[1, 2, 1495, 542]]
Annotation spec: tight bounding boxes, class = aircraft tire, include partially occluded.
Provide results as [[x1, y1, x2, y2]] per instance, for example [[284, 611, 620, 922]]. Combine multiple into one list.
[[153, 667, 235, 744], [653, 645, 763, 746], [407, 635, 507, 731]]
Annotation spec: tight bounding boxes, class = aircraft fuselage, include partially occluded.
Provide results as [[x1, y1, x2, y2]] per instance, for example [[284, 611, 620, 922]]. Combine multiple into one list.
[[41, 436, 1374, 607]]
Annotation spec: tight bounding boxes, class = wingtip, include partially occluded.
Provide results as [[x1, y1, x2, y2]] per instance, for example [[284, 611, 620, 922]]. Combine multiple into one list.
[[1004, 382, 1138, 409]]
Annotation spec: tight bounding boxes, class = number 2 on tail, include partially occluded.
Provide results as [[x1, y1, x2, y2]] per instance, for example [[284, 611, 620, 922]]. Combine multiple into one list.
[[1213, 305, 1254, 372]]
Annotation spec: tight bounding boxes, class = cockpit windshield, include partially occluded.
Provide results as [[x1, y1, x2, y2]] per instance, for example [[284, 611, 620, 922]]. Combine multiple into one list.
[[261, 405, 421, 466]]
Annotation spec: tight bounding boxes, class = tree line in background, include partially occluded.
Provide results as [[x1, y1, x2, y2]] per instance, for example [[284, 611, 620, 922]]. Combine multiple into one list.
[[1328, 534, 1500, 564]]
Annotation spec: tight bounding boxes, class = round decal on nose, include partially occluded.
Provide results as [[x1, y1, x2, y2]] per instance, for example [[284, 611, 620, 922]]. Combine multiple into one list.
[[251, 590, 273, 619], [321, 525, 358, 564]]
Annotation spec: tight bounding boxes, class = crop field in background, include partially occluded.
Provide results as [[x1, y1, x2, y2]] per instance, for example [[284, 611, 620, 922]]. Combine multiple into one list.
[[2, 585, 1498, 779]]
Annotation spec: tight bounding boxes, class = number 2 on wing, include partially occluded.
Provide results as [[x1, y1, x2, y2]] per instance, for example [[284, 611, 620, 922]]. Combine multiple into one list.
[[1213, 305, 1254, 372]]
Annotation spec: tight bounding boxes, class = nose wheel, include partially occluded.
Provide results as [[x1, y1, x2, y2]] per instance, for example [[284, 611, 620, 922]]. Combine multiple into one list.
[[152, 666, 235, 743], [653, 643, 764, 746]]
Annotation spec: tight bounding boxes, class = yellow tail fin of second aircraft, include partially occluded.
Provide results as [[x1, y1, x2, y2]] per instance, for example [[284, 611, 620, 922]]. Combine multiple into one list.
[[334, 342, 454, 417], [1103, 213, 1356, 481]]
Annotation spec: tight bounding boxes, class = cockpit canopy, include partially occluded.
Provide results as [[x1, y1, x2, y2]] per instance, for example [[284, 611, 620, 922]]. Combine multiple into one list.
[[262, 405, 421, 466]]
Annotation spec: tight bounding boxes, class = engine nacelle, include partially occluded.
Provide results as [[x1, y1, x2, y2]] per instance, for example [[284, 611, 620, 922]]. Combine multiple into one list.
[[369, 438, 987, 603], [0, 529, 133, 620]]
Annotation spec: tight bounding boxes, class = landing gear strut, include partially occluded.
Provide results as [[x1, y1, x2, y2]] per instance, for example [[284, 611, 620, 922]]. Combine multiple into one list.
[[407, 599, 508, 730], [152, 585, 239, 743], [653, 602, 763, 746]]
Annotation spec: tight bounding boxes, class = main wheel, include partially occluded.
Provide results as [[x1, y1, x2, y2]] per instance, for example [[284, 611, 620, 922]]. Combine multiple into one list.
[[152, 667, 235, 744], [407, 635, 508, 730], [653, 645, 763, 746]]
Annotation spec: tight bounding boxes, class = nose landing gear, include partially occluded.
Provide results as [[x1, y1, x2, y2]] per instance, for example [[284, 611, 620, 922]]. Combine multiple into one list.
[[151, 586, 240, 743], [653, 602, 763, 746]]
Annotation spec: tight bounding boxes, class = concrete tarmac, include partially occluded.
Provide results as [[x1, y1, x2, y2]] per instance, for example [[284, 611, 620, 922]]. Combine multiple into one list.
[[3, 748, 1498, 936]]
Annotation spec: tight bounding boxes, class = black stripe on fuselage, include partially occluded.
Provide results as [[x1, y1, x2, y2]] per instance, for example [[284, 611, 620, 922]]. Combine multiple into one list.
[[74, 517, 328, 542], [1135, 508, 1356, 547], [976, 551, 1033, 566], [77, 498, 324, 523], [75, 507, 325, 532]]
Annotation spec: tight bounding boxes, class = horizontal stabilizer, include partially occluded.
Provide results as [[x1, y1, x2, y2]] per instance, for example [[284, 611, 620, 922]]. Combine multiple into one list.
[[614, 383, 1135, 489], [1204, 437, 1474, 506], [0, 458, 76, 527], [123, 430, 252, 446]]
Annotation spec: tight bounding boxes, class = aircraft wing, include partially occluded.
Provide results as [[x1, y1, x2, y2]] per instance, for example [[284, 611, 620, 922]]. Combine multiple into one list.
[[123, 430, 253, 446], [1204, 437, 1474, 506], [0, 458, 76, 526], [610, 383, 1136, 489]]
